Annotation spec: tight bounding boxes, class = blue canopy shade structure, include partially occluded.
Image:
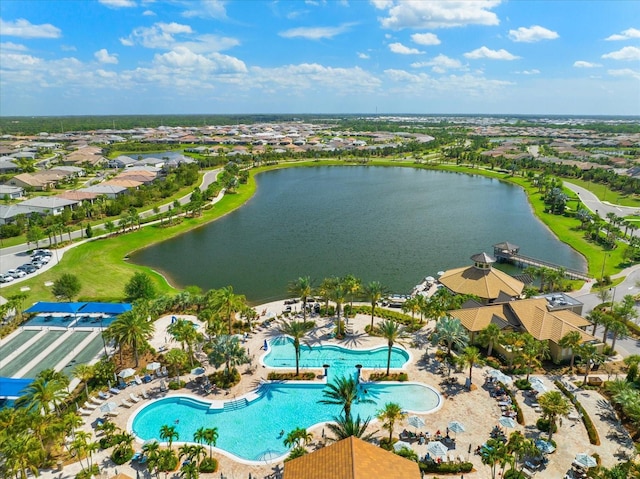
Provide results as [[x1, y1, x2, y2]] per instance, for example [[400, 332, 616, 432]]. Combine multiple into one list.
[[24, 301, 131, 315], [80, 303, 132, 314], [24, 302, 85, 314], [0, 377, 34, 399]]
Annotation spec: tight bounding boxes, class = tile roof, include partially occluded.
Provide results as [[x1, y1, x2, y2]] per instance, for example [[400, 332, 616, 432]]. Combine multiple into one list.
[[282, 436, 421, 479], [439, 265, 524, 300]]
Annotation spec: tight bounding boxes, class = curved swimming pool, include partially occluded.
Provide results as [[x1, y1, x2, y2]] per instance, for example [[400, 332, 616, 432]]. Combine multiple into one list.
[[130, 381, 441, 463]]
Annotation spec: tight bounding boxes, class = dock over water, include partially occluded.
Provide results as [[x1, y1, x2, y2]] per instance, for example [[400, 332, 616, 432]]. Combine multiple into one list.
[[493, 241, 591, 281]]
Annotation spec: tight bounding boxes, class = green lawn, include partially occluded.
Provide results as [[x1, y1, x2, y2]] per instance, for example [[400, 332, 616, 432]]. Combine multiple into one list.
[[565, 178, 640, 208]]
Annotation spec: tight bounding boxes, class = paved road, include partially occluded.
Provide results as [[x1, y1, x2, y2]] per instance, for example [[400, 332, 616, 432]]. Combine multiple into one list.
[[564, 181, 640, 219], [0, 168, 221, 264]]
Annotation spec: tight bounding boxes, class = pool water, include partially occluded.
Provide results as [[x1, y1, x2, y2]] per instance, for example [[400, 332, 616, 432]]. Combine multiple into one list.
[[263, 336, 410, 378], [130, 381, 441, 463]]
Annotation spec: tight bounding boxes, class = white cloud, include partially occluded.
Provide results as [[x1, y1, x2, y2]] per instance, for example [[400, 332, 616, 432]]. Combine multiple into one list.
[[464, 46, 519, 60], [96, 69, 118, 79], [94, 48, 119, 64], [0, 18, 61, 38], [411, 32, 440, 46], [602, 46, 640, 61], [182, 0, 228, 19], [121, 22, 193, 48], [98, 0, 136, 7], [411, 54, 463, 73], [61, 45, 77, 51], [573, 61, 601, 68], [607, 68, 640, 80], [1, 42, 28, 51], [357, 52, 370, 59], [142, 10, 156, 16], [515, 69, 540, 75], [374, 0, 501, 30], [279, 23, 354, 40], [1, 51, 41, 68], [508, 25, 559, 43], [389, 42, 424, 55], [605, 28, 640, 41], [154, 46, 247, 73]]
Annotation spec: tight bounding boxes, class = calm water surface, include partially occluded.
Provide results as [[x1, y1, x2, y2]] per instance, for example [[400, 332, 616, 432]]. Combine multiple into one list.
[[131, 167, 585, 303]]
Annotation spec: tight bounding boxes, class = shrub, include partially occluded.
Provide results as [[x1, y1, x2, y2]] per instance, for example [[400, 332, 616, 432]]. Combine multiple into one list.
[[395, 446, 418, 462], [536, 418, 557, 433], [285, 446, 308, 461], [267, 372, 316, 380], [485, 357, 502, 369], [158, 451, 179, 472], [199, 457, 218, 473], [209, 369, 241, 389], [369, 372, 408, 382], [75, 464, 99, 479], [504, 469, 526, 479], [419, 461, 473, 473], [111, 447, 134, 465], [515, 379, 532, 390], [168, 379, 186, 390]]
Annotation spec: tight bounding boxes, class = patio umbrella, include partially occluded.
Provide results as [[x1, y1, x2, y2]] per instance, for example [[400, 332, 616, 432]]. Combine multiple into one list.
[[146, 362, 161, 372], [118, 368, 136, 378], [190, 367, 206, 376], [499, 417, 516, 429], [394, 440, 412, 452], [407, 415, 425, 431], [574, 453, 597, 468], [447, 420, 465, 434], [530, 377, 547, 393], [100, 401, 117, 413], [426, 441, 449, 460], [535, 438, 556, 454]]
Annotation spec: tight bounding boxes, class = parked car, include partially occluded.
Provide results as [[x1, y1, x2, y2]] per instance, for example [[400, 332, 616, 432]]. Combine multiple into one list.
[[32, 249, 52, 257], [6, 269, 26, 278], [0, 274, 15, 283], [34, 255, 51, 264], [17, 264, 37, 274], [29, 261, 44, 270]]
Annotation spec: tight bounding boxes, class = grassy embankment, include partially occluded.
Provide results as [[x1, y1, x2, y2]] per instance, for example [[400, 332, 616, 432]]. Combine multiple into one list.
[[1, 158, 631, 302]]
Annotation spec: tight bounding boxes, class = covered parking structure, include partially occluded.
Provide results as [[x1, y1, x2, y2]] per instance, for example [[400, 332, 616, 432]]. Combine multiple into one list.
[[24, 301, 132, 315]]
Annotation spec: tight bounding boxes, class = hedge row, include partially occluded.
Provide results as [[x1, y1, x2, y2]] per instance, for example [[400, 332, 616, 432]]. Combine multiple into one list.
[[419, 461, 474, 474], [554, 380, 600, 445], [267, 372, 317, 380], [499, 381, 525, 425], [353, 306, 424, 331], [369, 372, 409, 382]]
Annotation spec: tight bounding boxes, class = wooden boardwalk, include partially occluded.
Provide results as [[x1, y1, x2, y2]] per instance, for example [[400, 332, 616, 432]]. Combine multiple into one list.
[[494, 251, 591, 281]]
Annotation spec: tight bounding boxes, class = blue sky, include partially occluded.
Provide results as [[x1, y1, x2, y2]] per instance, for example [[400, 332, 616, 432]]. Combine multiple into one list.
[[1, 0, 639, 116]]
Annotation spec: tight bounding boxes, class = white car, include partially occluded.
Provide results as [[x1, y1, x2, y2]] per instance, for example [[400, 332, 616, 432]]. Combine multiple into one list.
[[7, 269, 26, 278], [36, 255, 51, 264], [0, 274, 15, 283]]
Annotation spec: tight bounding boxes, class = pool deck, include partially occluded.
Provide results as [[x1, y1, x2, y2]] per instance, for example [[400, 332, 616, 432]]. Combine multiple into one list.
[[40, 303, 635, 479]]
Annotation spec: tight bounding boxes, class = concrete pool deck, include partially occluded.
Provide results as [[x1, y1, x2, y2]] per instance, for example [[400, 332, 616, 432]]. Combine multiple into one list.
[[39, 304, 636, 479]]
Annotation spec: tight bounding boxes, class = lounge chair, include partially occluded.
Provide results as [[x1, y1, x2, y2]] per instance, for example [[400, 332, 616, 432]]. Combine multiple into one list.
[[159, 382, 168, 392], [90, 396, 103, 405], [98, 391, 110, 400], [160, 366, 168, 377], [84, 402, 99, 410], [106, 410, 119, 417], [141, 390, 150, 400], [121, 399, 133, 408], [109, 387, 121, 395], [131, 452, 142, 462], [129, 393, 141, 403], [79, 408, 92, 416], [134, 375, 143, 385]]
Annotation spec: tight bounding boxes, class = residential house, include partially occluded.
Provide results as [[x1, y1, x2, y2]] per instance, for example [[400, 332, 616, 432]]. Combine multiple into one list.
[[107, 155, 137, 168], [78, 184, 128, 199], [18, 196, 79, 216], [0, 185, 24, 199]]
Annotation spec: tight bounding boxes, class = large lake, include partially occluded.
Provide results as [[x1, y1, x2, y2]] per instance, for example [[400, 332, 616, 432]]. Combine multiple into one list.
[[131, 166, 585, 303]]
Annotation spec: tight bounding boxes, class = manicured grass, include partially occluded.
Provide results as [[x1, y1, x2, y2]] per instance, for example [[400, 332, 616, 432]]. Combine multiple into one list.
[[565, 178, 640, 208]]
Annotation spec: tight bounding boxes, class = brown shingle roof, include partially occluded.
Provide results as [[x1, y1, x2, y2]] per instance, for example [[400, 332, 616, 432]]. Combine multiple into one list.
[[282, 436, 421, 479], [439, 266, 524, 300], [449, 305, 514, 332]]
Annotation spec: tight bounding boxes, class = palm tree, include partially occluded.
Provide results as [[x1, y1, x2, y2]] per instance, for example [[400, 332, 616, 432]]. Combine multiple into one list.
[[460, 346, 484, 389], [317, 277, 338, 316], [14, 376, 68, 416], [72, 363, 94, 400], [401, 297, 421, 323], [577, 343, 604, 385], [105, 305, 155, 367], [377, 319, 407, 376], [202, 427, 219, 460], [516, 334, 550, 382], [329, 280, 348, 336], [363, 281, 387, 330], [319, 376, 372, 422], [342, 274, 361, 316], [431, 317, 469, 356], [609, 319, 629, 353], [481, 438, 508, 479], [537, 390, 570, 441], [376, 402, 405, 442], [210, 286, 247, 334], [208, 334, 248, 379], [278, 319, 314, 376], [558, 331, 582, 371], [289, 276, 313, 320], [283, 427, 313, 449], [506, 431, 537, 473], [160, 424, 179, 451], [180, 461, 199, 479], [327, 414, 377, 442], [587, 309, 606, 336], [142, 439, 160, 474], [168, 318, 201, 367], [3, 433, 43, 479], [478, 323, 502, 357]]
